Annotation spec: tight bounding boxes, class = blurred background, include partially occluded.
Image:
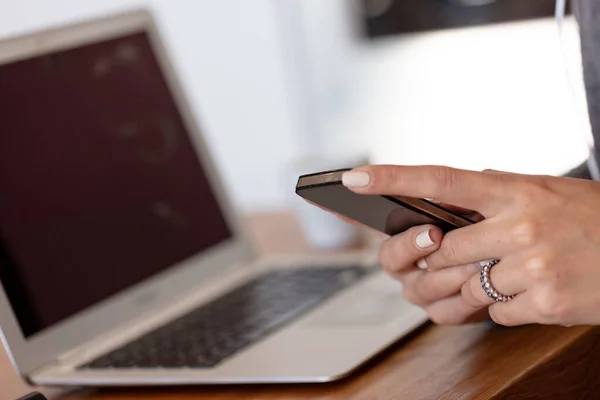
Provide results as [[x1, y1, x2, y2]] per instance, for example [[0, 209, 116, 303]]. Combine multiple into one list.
[[0, 0, 590, 243]]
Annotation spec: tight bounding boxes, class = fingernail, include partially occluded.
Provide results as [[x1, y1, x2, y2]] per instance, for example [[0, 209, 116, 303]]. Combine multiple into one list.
[[416, 258, 428, 270], [342, 171, 370, 188], [415, 229, 435, 249]]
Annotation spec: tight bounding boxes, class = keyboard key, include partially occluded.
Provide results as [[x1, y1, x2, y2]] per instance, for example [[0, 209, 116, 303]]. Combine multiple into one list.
[[79, 266, 373, 370]]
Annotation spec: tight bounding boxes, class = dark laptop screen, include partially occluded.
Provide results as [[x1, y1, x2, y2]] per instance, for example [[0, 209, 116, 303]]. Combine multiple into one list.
[[0, 31, 232, 338]]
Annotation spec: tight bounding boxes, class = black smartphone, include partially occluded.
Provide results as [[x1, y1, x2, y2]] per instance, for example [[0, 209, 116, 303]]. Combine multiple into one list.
[[296, 169, 474, 236]]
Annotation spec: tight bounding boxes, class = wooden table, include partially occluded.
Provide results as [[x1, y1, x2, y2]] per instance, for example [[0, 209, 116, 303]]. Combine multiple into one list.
[[4, 213, 600, 400]]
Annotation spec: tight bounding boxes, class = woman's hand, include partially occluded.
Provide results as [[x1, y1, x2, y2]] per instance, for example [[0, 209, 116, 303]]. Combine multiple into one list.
[[377, 223, 490, 325], [341, 165, 600, 327]]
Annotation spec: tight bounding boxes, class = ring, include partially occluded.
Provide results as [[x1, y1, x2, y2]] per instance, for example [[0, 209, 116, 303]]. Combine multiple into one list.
[[480, 260, 515, 302]]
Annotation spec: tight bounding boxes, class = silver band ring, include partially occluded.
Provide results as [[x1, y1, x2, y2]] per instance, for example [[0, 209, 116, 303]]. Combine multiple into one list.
[[480, 260, 515, 302]]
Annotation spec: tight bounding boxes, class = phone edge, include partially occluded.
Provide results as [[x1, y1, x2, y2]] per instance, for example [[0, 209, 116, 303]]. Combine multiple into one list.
[[295, 170, 474, 229]]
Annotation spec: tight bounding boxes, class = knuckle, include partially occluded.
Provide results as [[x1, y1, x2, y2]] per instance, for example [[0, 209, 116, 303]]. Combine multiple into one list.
[[378, 241, 394, 271], [401, 288, 423, 306], [380, 227, 438, 274], [381, 266, 402, 281], [427, 308, 456, 325], [461, 263, 480, 282], [468, 278, 483, 302], [412, 275, 436, 304], [523, 251, 558, 283], [524, 255, 549, 279], [488, 306, 510, 326], [410, 275, 426, 298], [513, 177, 553, 206], [460, 281, 476, 307], [376, 166, 401, 190], [461, 278, 486, 308], [533, 290, 568, 322], [438, 240, 459, 263], [511, 220, 539, 247], [514, 182, 537, 205], [431, 166, 458, 194], [427, 302, 480, 326], [379, 238, 409, 275]]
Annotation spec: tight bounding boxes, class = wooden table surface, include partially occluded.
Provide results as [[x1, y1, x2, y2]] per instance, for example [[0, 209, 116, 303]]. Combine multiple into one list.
[[4, 213, 600, 400]]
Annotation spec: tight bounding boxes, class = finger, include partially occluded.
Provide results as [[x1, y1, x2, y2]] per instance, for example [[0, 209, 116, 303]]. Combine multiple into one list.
[[425, 295, 489, 325], [488, 293, 536, 327], [341, 165, 510, 215], [423, 218, 521, 270], [401, 263, 480, 306], [379, 224, 443, 278], [461, 257, 528, 309]]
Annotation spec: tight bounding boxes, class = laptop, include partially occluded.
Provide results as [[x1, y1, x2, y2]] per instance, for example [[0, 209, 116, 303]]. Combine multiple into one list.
[[0, 9, 428, 386]]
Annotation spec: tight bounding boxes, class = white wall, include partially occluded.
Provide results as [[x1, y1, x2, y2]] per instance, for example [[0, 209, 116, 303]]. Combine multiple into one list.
[[0, 2, 592, 214], [0, 0, 300, 212], [292, 5, 590, 176], [359, 18, 590, 175]]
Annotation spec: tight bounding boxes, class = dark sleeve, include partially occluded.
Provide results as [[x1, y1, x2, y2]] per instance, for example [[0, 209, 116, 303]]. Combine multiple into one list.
[[574, 0, 600, 164], [563, 161, 592, 180]]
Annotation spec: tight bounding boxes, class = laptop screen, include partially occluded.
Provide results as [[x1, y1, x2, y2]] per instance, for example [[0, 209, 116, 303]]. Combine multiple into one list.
[[0, 31, 232, 338]]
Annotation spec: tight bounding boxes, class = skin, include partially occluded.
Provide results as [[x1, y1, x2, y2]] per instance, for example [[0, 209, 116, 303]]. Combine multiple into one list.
[[328, 165, 600, 327]]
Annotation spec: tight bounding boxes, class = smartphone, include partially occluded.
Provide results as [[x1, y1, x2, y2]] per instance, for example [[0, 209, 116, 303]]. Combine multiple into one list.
[[295, 169, 474, 236]]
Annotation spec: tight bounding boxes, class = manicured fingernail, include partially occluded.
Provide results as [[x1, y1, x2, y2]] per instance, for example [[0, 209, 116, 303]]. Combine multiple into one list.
[[342, 171, 370, 188], [415, 229, 435, 249], [416, 258, 428, 270]]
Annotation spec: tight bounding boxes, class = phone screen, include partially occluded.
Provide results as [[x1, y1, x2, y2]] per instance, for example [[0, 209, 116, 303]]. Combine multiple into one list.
[[297, 183, 462, 235]]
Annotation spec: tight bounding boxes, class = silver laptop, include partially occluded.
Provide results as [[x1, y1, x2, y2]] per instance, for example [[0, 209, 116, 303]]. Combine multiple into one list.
[[0, 9, 427, 387]]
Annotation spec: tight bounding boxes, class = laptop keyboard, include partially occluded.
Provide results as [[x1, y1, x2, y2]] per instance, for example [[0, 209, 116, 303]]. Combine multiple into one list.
[[80, 266, 373, 370]]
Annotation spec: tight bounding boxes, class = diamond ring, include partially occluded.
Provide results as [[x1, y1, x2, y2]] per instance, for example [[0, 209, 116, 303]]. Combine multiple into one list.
[[480, 260, 515, 302]]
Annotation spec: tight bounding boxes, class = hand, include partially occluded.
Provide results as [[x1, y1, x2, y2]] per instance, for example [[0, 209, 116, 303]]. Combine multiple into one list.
[[341, 165, 600, 327], [306, 186, 488, 324], [377, 222, 491, 325]]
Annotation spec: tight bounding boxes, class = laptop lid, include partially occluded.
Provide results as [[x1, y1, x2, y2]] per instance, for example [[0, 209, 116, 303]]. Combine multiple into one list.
[[0, 9, 254, 376]]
